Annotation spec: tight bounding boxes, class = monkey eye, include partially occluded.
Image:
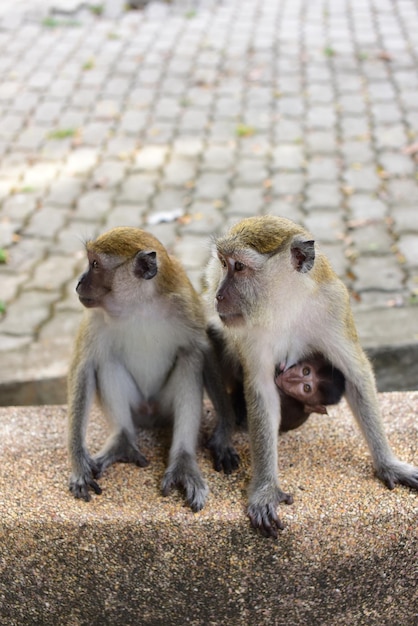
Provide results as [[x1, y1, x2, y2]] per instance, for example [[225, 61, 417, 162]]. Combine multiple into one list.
[[303, 384, 311, 393], [303, 367, 310, 376], [91, 259, 99, 270], [234, 261, 245, 272]]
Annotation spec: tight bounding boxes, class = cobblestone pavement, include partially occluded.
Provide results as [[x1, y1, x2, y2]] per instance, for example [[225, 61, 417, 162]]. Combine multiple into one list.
[[0, 0, 417, 401]]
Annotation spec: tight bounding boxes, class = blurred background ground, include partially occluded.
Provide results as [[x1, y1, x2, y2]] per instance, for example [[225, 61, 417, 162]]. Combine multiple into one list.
[[0, 0, 417, 402]]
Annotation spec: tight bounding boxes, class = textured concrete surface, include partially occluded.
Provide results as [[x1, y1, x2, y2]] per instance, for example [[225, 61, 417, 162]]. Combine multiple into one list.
[[0, 394, 417, 625], [0, 0, 417, 403]]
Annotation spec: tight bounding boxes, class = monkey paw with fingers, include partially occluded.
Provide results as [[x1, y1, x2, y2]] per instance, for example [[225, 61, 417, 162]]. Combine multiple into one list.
[[377, 459, 418, 491], [161, 452, 209, 512], [248, 488, 294, 539], [207, 435, 240, 474], [92, 431, 149, 478], [69, 455, 102, 502]]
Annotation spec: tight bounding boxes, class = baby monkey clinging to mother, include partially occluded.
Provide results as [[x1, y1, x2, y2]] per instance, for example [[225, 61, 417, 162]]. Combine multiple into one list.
[[205, 215, 418, 538]]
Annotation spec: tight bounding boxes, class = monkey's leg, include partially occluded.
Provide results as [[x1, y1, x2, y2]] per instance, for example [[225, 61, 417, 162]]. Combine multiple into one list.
[[203, 350, 240, 474], [93, 362, 149, 476], [68, 363, 102, 501], [160, 351, 209, 512], [245, 379, 293, 538], [344, 354, 418, 491]]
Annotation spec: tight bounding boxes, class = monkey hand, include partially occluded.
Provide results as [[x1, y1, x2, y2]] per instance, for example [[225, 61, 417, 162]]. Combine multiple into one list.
[[69, 454, 102, 502], [207, 433, 240, 474], [247, 487, 294, 539], [161, 451, 209, 512], [376, 458, 418, 491]]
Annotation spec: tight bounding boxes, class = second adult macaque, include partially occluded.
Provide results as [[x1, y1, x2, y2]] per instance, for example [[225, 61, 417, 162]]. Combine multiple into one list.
[[276, 355, 346, 431], [205, 215, 418, 538], [67, 226, 232, 512]]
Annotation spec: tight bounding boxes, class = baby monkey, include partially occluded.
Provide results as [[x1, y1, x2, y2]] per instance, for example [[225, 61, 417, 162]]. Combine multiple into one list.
[[276, 354, 346, 431]]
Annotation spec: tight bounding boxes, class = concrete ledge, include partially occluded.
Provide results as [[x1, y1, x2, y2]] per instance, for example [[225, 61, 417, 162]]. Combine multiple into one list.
[[0, 394, 417, 625]]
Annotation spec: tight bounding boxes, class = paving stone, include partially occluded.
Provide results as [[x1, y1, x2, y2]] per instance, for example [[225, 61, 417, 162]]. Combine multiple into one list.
[[348, 194, 388, 220], [379, 152, 415, 177], [271, 172, 304, 196], [0, 290, 56, 336], [117, 173, 157, 204], [73, 190, 113, 222], [392, 206, 418, 234], [152, 187, 190, 212], [163, 158, 197, 187], [27, 254, 80, 292], [45, 178, 84, 207], [374, 124, 408, 150], [22, 162, 60, 189], [202, 145, 235, 172], [15, 126, 46, 151], [305, 182, 342, 211], [235, 159, 268, 186], [305, 131, 338, 155], [103, 205, 147, 230], [39, 309, 82, 341], [172, 235, 211, 270], [387, 179, 418, 205], [340, 141, 374, 165], [304, 211, 345, 244], [134, 146, 169, 172], [338, 95, 367, 115], [225, 183, 265, 215], [343, 165, 380, 193], [103, 135, 138, 160], [341, 117, 370, 140], [1, 195, 38, 227], [349, 223, 393, 254], [353, 255, 404, 292], [307, 106, 336, 130], [307, 157, 339, 183], [179, 203, 224, 236], [23, 206, 68, 239], [266, 198, 304, 223], [398, 234, 418, 268], [272, 144, 304, 171], [194, 172, 230, 201]]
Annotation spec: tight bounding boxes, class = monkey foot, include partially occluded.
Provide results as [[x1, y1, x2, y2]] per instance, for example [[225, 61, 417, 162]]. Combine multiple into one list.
[[69, 473, 102, 502], [377, 459, 418, 491], [93, 431, 149, 476], [247, 489, 293, 539], [207, 438, 240, 474], [162, 453, 209, 512]]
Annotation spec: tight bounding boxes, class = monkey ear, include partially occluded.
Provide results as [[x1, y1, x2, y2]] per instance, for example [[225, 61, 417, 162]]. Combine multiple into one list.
[[291, 239, 315, 273], [134, 251, 158, 280]]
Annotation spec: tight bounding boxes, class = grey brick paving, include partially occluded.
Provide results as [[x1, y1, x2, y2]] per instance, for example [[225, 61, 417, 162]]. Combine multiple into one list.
[[0, 0, 417, 392]]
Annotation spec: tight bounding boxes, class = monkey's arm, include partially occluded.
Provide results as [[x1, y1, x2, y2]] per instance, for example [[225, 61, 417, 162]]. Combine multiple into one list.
[[245, 375, 293, 539], [67, 358, 102, 501], [279, 393, 311, 432], [344, 351, 418, 491]]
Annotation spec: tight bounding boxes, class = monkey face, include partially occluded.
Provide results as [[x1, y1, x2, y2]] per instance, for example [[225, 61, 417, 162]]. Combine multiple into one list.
[[76, 247, 158, 315], [214, 251, 264, 326], [76, 252, 113, 309], [276, 361, 327, 414]]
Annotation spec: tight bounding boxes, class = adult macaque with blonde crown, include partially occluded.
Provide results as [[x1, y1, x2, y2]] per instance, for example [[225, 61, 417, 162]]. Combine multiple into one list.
[[205, 215, 418, 537], [67, 226, 232, 512]]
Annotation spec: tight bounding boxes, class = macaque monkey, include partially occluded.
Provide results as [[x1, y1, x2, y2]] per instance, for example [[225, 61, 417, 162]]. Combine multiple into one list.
[[205, 215, 418, 537], [67, 226, 228, 512]]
